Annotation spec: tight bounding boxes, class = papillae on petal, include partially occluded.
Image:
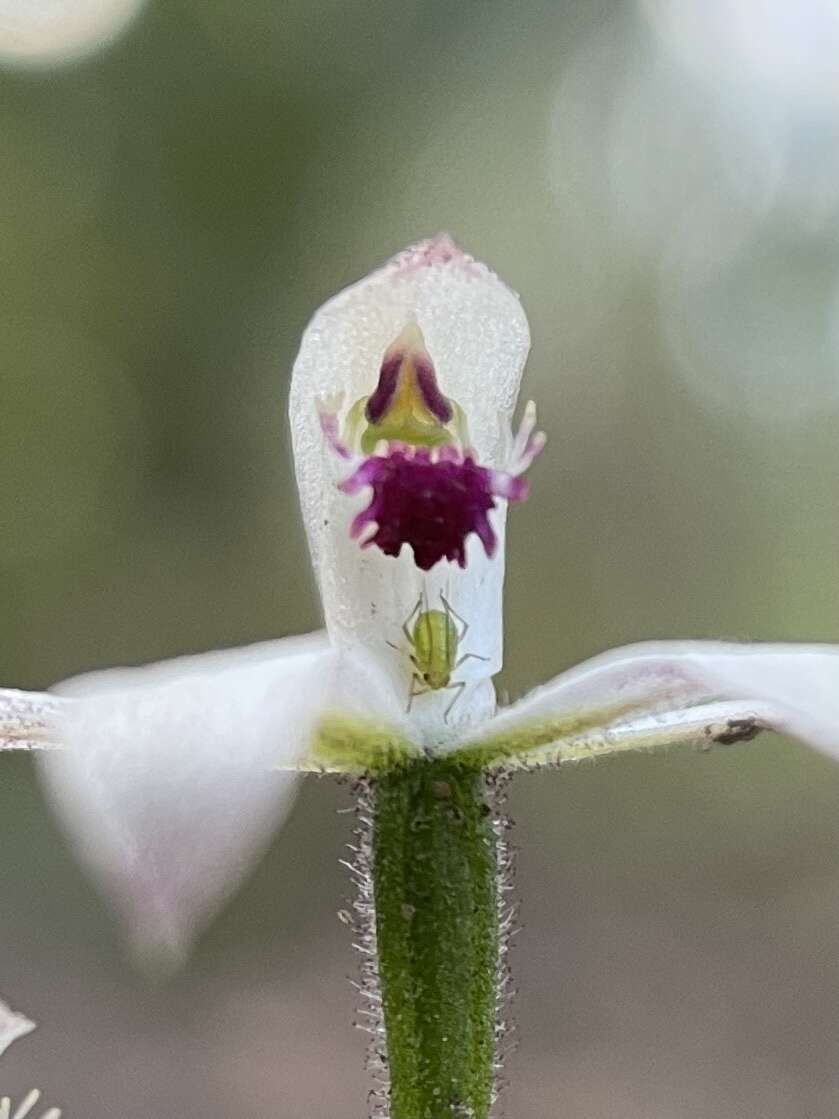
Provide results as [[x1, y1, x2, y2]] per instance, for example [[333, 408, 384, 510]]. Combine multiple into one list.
[[452, 640, 839, 768], [0, 689, 62, 751], [33, 634, 408, 966], [290, 237, 531, 733], [0, 997, 35, 1057]]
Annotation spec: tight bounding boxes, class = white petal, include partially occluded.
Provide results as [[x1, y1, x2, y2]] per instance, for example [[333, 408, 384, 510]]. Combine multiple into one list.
[[291, 236, 530, 472], [36, 634, 406, 964], [289, 237, 530, 745], [0, 689, 63, 751], [456, 640, 839, 765], [0, 998, 35, 1057]]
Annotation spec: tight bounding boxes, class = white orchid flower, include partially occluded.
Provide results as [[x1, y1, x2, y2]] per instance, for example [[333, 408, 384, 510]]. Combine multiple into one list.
[[0, 1002, 59, 1119], [2, 236, 839, 1118], [0, 1090, 61, 1119], [0, 997, 35, 1059]]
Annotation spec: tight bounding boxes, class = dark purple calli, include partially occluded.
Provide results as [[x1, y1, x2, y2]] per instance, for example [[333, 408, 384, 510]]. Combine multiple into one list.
[[364, 349, 453, 427]]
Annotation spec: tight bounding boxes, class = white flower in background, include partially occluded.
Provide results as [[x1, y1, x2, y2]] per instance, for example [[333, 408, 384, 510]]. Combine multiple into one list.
[[0, 0, 148, 69], [0, 1089, 61, 1119], [0, 235, 838, 971], [0, 998, 34, 1059], [0, 1001, 57, 1119]]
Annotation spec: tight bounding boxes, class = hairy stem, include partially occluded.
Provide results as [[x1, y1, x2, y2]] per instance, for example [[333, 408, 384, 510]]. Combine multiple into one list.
[[370, 758, 501, 1119]]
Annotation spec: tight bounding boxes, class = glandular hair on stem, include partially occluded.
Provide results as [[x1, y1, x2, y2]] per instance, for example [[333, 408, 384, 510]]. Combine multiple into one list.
[[342, 767, 518, 1119], [345, 777, 390, 1113]]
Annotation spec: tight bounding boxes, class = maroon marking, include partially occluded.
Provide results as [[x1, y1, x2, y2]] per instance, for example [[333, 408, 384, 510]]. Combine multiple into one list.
[[414, 356, 453, 423], [317, 408, 352, 459], [365, 353, 403, 423], [389, 235, 479, 276]]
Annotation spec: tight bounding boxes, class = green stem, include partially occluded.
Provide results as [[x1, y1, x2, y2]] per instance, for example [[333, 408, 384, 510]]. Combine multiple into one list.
[[370, 758, 501, 1119]]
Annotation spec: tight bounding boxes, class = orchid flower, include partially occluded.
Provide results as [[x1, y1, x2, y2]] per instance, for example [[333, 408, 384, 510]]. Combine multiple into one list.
[[0, 1000, 58, 1119], [0, 1090, 62, 1119], [2, 236, 839, 1118], [0, 998, 35, 1060]]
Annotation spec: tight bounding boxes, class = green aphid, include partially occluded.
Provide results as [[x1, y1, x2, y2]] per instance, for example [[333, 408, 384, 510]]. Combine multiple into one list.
[[393, 593, 489, 719]]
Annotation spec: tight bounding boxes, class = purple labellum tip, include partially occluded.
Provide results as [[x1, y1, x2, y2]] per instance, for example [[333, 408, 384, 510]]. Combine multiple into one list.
[[340, 446, 527, 571]]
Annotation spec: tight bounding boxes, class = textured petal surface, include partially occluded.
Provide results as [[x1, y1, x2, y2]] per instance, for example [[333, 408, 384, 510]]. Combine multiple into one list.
[[454, 640, 839, 766], [290, 237, 530, 746], [36, 634, 406, 964], [0, 690, 63, 751], [0, 998, 35, 1057]]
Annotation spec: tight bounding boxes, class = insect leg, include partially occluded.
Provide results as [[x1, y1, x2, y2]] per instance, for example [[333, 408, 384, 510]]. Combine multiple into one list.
[[407, 674, 430, 713], [402, 595, 423, 645], [453, 652, 491, 668], [439, 593, 469, 641], [443, 680, 466, 721]]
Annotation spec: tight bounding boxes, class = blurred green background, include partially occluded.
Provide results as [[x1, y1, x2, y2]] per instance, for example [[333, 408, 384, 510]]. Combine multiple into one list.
[[1, 0, 838, 1116]]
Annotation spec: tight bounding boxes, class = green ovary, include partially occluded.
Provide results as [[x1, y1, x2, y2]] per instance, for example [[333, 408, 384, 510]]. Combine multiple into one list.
[[371, 758, 499, 1119], [310, 712, 418, 773]]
